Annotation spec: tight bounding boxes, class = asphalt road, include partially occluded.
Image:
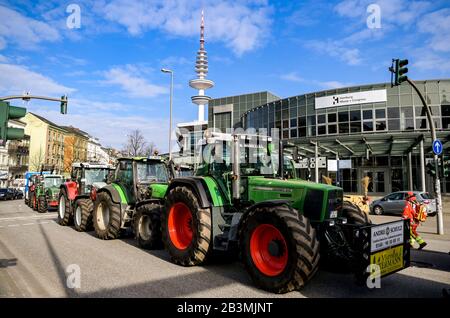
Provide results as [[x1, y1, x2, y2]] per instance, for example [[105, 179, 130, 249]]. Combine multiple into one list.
[[0, 199, 449, 298]]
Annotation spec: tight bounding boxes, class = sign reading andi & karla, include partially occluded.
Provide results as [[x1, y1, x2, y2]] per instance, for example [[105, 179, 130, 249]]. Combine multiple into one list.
[[315, 89, 387, 109]]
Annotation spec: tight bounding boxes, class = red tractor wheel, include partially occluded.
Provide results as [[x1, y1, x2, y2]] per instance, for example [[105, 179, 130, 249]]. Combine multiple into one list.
[[162, 186, 212, 266], [240, 205, 320, 293], [250, 224, 289, 276], [168, 202, 193, 250]]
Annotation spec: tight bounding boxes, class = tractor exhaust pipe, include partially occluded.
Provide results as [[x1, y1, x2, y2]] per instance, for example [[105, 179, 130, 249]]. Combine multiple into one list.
[[232, 134, 240, 201]]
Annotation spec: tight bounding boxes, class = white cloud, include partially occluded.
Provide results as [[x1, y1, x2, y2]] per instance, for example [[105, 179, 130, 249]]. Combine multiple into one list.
[[305, 40, 362, 65], [98, 0, 272, 56], [280, 72, 304, 82], [0, 5, 60, 50], [34, 108, 176, 152], [417, 8, 450, 52], [413, 50, 450, 72], [334, 0, 432, 26], [102, 64, 168, 98], [317, 81, 354, 89], [0, 63, 75, 96]]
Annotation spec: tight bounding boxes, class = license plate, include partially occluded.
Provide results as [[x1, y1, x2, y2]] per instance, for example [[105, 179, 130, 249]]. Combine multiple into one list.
[[370, 245, 403, 277]]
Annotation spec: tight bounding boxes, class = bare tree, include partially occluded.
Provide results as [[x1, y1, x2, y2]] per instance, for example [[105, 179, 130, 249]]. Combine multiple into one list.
[[122, 129, 157, 157], [29, 147, 45, 171], [145, 141, 158, 156]]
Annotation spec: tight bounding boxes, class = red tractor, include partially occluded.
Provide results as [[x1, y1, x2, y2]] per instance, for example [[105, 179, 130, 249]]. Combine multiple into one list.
[[58, 162, 114, 231]]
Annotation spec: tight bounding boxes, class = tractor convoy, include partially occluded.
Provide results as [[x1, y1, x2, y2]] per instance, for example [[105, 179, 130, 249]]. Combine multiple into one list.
[[30, 132, 410, 293]]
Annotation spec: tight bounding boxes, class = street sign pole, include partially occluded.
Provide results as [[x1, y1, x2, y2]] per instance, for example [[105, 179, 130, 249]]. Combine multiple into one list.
[[407, 79, 444, 235]]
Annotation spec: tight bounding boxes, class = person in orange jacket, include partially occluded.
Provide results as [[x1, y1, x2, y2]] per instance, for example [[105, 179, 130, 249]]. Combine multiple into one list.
[[402, 192, 427, 249]]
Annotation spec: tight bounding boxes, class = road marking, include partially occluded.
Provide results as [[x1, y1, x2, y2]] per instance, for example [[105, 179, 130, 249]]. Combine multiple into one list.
[[0, 221, 53, 229], [7, 224, 19, 227], [0, 215, 55, 222], [22, 223, 35, 226]]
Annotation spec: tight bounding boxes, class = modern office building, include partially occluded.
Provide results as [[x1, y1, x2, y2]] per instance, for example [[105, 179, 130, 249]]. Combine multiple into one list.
[[239, 79, 450, 195], [208, 91, 280, 132]]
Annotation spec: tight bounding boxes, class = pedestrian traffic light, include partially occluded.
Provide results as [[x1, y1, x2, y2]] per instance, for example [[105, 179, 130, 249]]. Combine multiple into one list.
[[389, 58, 409, 86], [426, 162, 436, 177], [60, 95, 68, 114], [0, 101, 26, 144]]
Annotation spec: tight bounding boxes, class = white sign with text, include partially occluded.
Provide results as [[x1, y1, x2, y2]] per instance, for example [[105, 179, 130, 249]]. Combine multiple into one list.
[[315, 89, 387, 109], [370, 220, 404, 253]]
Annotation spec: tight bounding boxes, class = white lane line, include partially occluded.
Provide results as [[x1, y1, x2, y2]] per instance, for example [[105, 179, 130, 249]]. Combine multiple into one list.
[[22, 223, 35, 226], [0, 215, 56, 222], [7, 224, 19, 227]]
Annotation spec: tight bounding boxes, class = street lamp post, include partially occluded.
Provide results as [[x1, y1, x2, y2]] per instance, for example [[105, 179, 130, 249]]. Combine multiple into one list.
[[161, 68, 174, 161]]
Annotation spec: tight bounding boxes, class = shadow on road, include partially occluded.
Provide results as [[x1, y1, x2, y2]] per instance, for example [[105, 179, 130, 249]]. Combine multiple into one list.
[[38, 224, 79, 297]]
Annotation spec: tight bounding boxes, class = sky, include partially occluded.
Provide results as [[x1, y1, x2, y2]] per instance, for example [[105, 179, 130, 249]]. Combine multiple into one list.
[[0, 0, 449, 152]]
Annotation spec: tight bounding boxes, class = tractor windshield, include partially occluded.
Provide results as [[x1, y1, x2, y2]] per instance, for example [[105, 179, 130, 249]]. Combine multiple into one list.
[[84, 169, 110, 185], [136, 162, 169, 184], [44, 177, 63, 188]]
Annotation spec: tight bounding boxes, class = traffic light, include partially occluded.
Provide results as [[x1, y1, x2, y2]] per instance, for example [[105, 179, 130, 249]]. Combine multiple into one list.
[[389, 58, 409, 86], [0, 101, 26, 144], [426, 162, 436, 177], [60, 95, 68, 114], [442, 158, 449, 178], [396, 59, 408, 85]]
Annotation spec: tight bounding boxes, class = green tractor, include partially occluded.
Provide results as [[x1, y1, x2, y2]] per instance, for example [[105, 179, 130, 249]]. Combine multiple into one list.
[[35, 175, 64, 213], [93, 156, 175, 249], [162, 132, 410, 293]]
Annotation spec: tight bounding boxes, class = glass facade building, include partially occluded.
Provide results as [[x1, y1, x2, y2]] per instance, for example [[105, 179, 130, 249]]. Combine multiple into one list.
[[238, 80, 450, 195], [208, 91, 280, 132]]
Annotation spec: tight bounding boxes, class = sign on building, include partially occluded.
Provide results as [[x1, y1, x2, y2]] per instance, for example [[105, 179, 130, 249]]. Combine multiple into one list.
[[298, 157, 327, 169], [315, 89, 387, 109]]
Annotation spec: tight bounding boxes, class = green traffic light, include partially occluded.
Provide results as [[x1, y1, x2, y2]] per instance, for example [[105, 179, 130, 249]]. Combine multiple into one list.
[[0, 101, 26, 142]]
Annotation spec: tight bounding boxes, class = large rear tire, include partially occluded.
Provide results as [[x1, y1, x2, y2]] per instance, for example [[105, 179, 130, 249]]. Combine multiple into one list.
[[93, 192, 121, 240], [240, 205, 320, 293], [74, 199, 94, 232], [342, 201, 371, 225], [37, 196, 47, 213], [134, 203, 163, 249], [162, 186, 212, 266], [57, 189, 72, 225]]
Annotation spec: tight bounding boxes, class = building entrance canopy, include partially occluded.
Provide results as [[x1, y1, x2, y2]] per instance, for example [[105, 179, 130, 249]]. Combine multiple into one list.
[[287, 131, 450, 158]]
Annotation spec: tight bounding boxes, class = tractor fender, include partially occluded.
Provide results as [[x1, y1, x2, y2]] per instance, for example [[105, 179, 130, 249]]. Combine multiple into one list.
[[166, 178, 212, 208], [97, 185, 122, 204], [61, 181, 78, 201], [231, 200, 294, 242]]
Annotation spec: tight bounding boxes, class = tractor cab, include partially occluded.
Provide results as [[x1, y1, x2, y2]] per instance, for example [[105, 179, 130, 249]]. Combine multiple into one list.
[[114, 157, 174, 205], [70, 162, 114, 196]]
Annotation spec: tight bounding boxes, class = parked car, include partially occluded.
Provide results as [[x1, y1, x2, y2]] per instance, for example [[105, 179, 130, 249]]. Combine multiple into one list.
[[0, 188, 15, 200], [13, 189, 24, 199], [370, 191, 436, 216]]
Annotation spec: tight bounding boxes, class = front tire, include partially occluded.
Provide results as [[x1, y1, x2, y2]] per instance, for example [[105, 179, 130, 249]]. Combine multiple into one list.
[[134, 203, 163, 249], [240, 205, 320, 293], [93, 192, 121, 240], [37, 196, 47, 213], [372, 205, 383, 216], [74, 199, 94, 232], [58, 189, 72, 225], [342, 201, 371, 225], [162, 186, 212, 266]]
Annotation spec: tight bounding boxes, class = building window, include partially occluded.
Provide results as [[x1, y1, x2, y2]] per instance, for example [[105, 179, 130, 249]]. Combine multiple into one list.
[[328, 113, 336, 123], [328, 124, 337, 134], [363, 121, 373, 132], [350, 121, 361, 133], [363, 110, 373, 120], [299, 127, 306, 137], [317, 114, 326, 124], [338, 111, 349, 122], [290, 129, 297, 138], [317, 125, 326, 135], [350, 110, 361, 121], [375, 108, 386, 119], [290, 118, 297, 127], [339, 123, 349, 134], [376, 121, 387, 131]]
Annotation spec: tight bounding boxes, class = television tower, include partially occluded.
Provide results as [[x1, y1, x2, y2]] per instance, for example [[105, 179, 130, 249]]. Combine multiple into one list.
[[189, 10, 214, 122]]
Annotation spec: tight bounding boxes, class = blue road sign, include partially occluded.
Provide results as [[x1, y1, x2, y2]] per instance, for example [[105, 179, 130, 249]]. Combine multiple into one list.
[[433, 139, 443, 155]]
